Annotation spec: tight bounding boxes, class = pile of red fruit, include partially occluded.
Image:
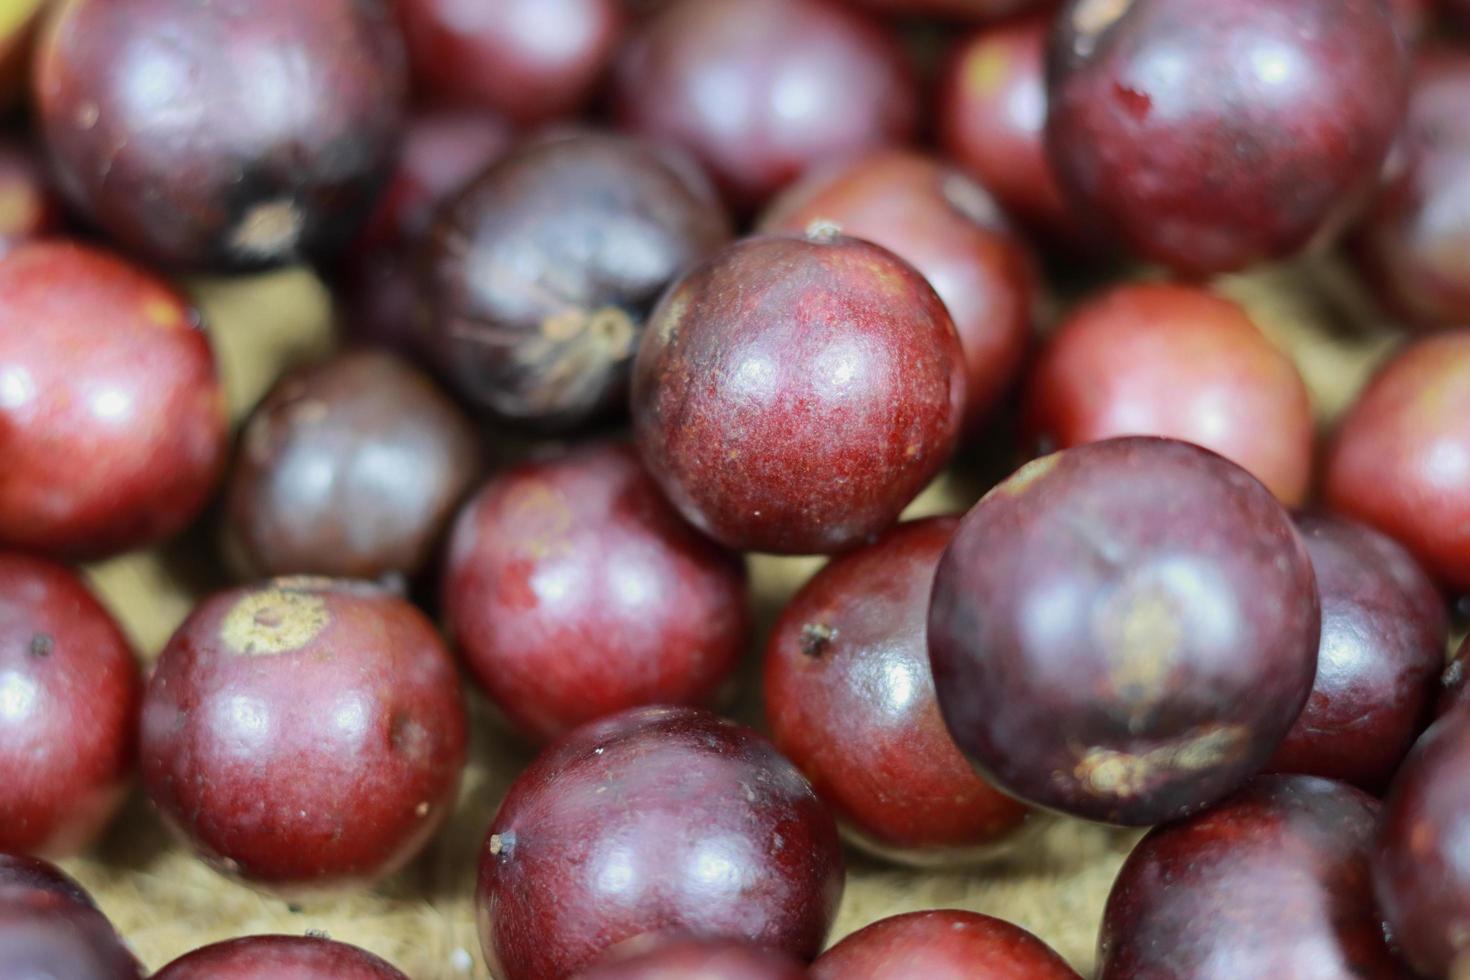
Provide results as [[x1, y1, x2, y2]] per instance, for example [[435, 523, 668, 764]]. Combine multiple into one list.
[[2, 0, 1469, 977]]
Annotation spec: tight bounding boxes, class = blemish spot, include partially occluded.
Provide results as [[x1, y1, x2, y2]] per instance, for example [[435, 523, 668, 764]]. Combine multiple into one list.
[[229, 199, 304, 261], [143, 297, 182, 328], [220, 587, 330, 656], [75, 102, 100, 130], [415, 801, 431, 817], [800, 623, 838, 659], [803, 219, 844, 243], [489, 832, 515, 857], [27, 633, 52, 658], [1073, 725, 1248, 799], [1097, 587, 1184, 710], [965, 46, 1011, 97]]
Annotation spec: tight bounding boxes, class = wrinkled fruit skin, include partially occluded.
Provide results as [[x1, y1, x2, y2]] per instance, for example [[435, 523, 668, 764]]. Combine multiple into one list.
[[1442, 637, 1470, 719], [443, 442, 750, 744], [224, 350, 482, 582], [1023, 283, 1314, 506], [1325, 331, 1470, 592], [1047, 0, 1407, 274], [141, 578, 467, 889], [761, 150, 1036, 432], [0, 887, 142, 980], [929, 437, 1320, 826], [632, 233, 966, 555], [0, 554, 139, 858], [425, 131, 731, 432], [397, 0, 623, 126], [0, 243, 227, 560], [476, 706, 844, 980], [1098, 775, 1406, 979], [574, 936, 808, 980], [35, 0, 407, 271], [814, 910, 1080, 979], [0, 854, 97, 908], [1265, 514, 1447, 793], [1353, 50, 1470, 329], [153, 935, 409, 980], [613, 0, 917, 210], [0, 139, 63, 256], [764, 519, 1030, 863], [1374, 712, 1470, 977]]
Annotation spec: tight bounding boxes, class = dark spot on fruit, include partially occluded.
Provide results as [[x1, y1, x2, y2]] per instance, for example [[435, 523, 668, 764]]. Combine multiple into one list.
[[800, 623, 838, 659], [28, 633, 53, 658]]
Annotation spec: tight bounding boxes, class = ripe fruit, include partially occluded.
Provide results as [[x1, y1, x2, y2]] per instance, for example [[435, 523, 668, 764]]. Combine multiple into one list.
[[153, 935, 409, 980], [929, 437, 1320, 825], [848, 0, 1051, 19], [575, 936, 808, 980], [0, 885, 142, 979], [477, 706, 844, 979], [0, 242, 227, 559], [0, 138, 62, 256], [141, 578, 467, 888], [813, 910, 1080, 979], [632, 232, 965, 555], [0, 853, 99, 909]]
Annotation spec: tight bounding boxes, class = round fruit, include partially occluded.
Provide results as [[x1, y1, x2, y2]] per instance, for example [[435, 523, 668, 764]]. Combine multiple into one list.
[[848, 0, 1051, 19], [0, 886, 142, 979], [632, 232, 965, 555], [575, 936, 808, 980], [929, 437, 1320, 825], [0, 138, 62, 256], [0, 854, 98, 909], [813, 910, 1079, 979], [153, 935, 408, 980]]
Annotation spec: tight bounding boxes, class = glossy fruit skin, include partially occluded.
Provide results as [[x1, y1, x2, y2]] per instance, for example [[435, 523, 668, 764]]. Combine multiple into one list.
[[633, 233, 966, 555], [761, 150, 1036, 431], [1387, 0, 1435, 45], [1265, 514, 1447, 793], [0, 138, 62, 256], [929, 437, 1320, 826], [0, 854, 98, 909], [140, 577, 467, 889], [0, 553, 140, 858], [1353, 50, 1470, 329], [0, 887, 142, 980], [813, 910, 1080, 980], [849, 0, 1052, 19], [613, 0, 918, 211], [224, 350, 482, 582], [424, 131, 731, 431], [0, 242, 227, 559], [476, 706, 844, 980], [153, 935, 409, 980], [1047, 0, 1407, 274], [1325, 331, 1470, 592], [35, 0, 407, 271], [1442, 637, 1470, 719], [764, 519, 1030, 863], [939, 13, 1073, 240], [1023, 283, 1314, 506], [575, 936, 808, 980], [1098, 775, 1406, 979], [397, 0, 623, 126], [443, 442, 749, 744]]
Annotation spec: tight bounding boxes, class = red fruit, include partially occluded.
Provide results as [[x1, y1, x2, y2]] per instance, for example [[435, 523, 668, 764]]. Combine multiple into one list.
[[929, 437, 1320, 826], [848, 0, 1052, 19], [1442, 637, 1470, 719], [1047, 0, 1407, 274], [35, 0, 407, 271], [223, 350, 482, 582], [1387, 0, 1435, 44], [0, 554, 139, 858], [1099, 776, 1406, 979], [939, 13, 1073, 240], [1022, 283, 1314, 506], [764, 519, 1030, 863], [613, 0, 918, 211], [761, 150, 1036, 431], [476, 706, 844, 980], [0, 854, 99, 909], [1325, 331, 1470, 592], [575, 936, 808, 980], [153, 935, 408, 980], [0, 887, 142, 979], [443, 442, 749, 744], [813, 910, 1079, 979], [0, 242, 227, 559], [632, 232, 965, 555], [1265, 514, 1447, 792], [1375, 712, 1470, 976], [140, 578, 467, 888], [0, 138, 62, 256]]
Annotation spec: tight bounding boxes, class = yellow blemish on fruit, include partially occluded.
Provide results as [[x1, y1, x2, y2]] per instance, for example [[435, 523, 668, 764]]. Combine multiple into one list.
[[1099, 588, 1184, 709], [220, 586, 330, 656], [143, 297, 182, 329], [1074, 725, 1247, 799], [965, 45, 1011, 98]]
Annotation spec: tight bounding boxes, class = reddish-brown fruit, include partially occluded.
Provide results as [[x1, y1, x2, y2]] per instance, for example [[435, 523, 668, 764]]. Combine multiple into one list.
[[140, 578, 467, 888], [761, 150, 1036, 431], [0, 887, 142, 979], [764, 519, 1030, 863], [35, 0, 407, 271], [1099, 776, 1406, 978], [223, 350, 482, 582], [1375, 712, 1470, 976], [1325, 331, 1470, 592], [633, 233, 965, 555], [0, 138, 62, 256], [0, 554, 139, 858], [939, 13, 1073, 239], [397, 0, 623, 125], [1265, 514, 1447, 792], [424, 131, 730, 431], [1442, 637, 1470, 719], [153, 935, 409, 980], [0, 242, 227, 559], [443, 442, 749, 744], [929, 438, 1320, 826], [1047, 0, 1407, 274], [1387, 0, 1435, 44], [575, 936, 808, 980], [613, 0, 918, 211], [1353, 50, 1470, 329], [1022, 283, 1314, 506], [0, 854, 96, 909], [813, 910, 1079, 979], [848, 0, 1052, 19], [477, 706, 844, 980]]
